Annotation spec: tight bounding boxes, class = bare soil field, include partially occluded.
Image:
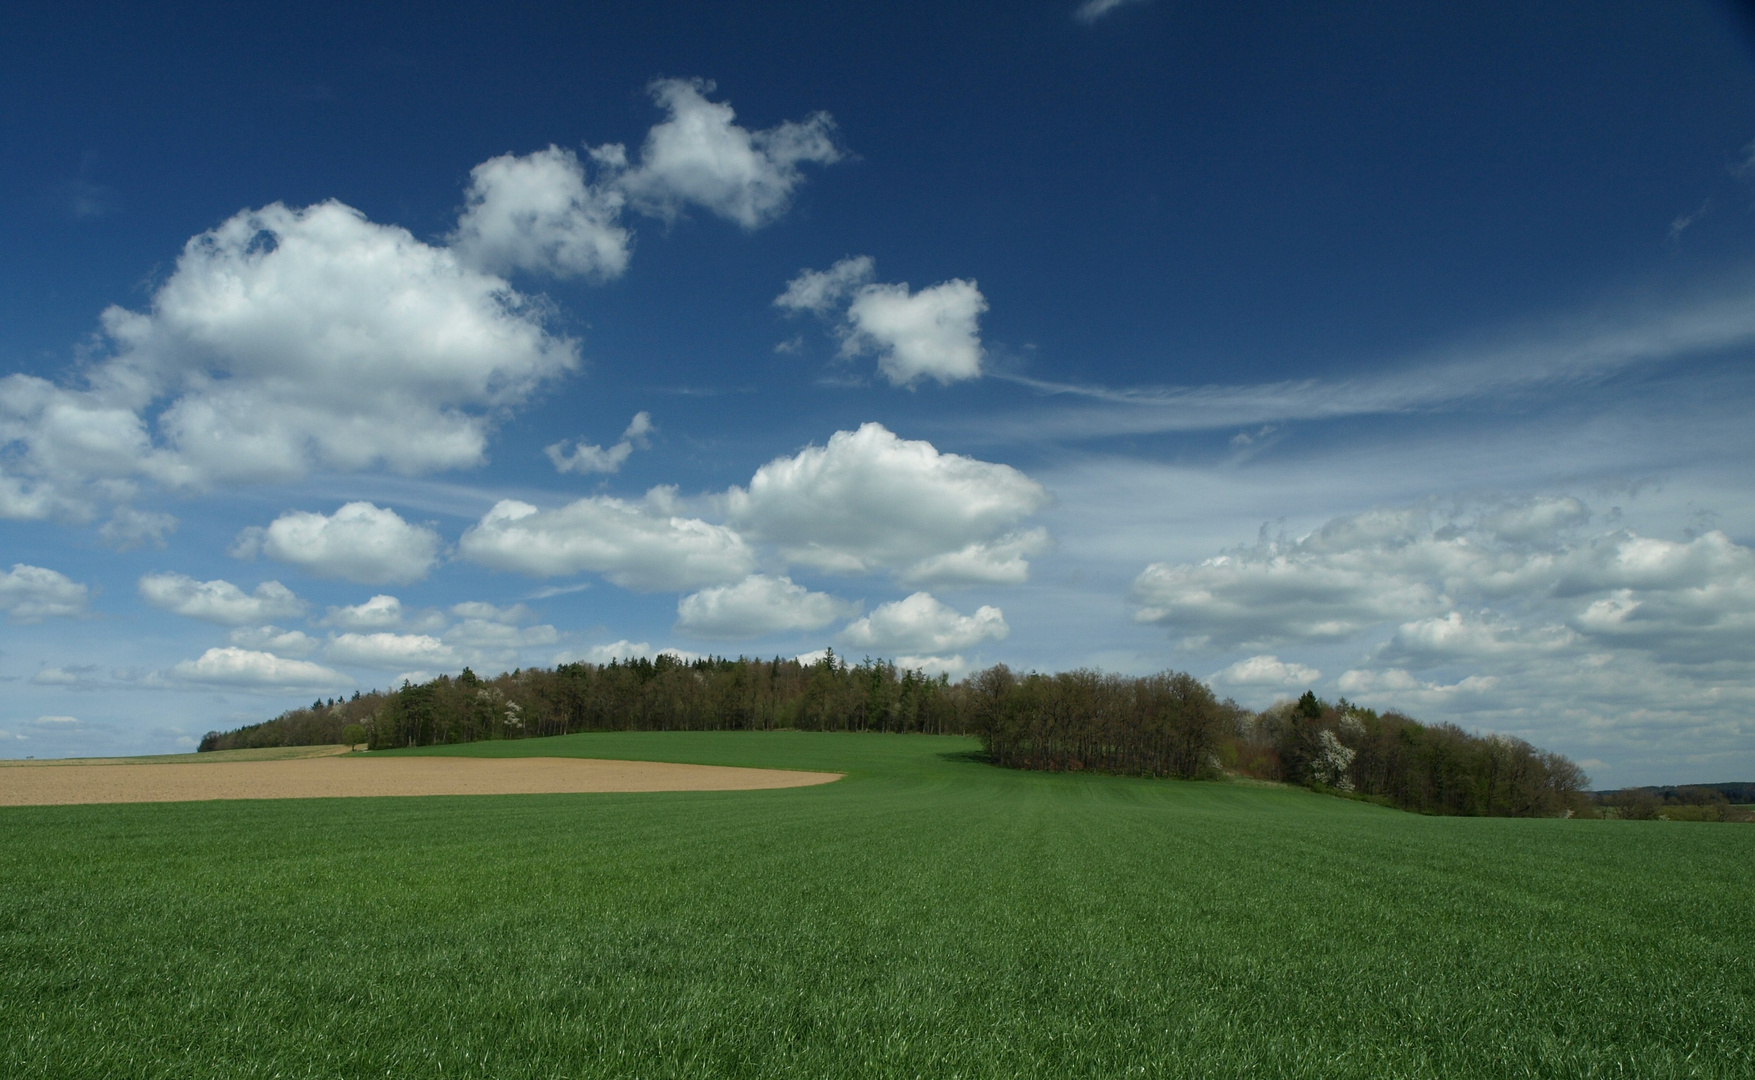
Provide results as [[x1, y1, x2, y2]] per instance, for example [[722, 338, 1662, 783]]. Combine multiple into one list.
[[0, 753, 842, 806]]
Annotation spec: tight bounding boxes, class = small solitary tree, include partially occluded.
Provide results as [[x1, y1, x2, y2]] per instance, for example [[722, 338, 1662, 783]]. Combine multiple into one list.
[[340, 723, 367, 752]]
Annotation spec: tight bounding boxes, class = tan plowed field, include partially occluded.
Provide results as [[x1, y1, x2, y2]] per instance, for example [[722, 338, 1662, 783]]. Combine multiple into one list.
[[0, 753, 842, 806]]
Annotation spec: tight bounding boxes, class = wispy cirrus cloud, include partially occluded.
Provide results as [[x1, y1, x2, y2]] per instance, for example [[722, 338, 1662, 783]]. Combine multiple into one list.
[[973, 285, 1755, 443], [1073, 0, 1149, 25]]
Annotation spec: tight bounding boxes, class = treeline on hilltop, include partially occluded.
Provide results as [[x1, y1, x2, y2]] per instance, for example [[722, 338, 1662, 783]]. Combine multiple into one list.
[[201, 654, 1591, 817], [200, 651, 964, 752], [967, 673, 1589, 817]]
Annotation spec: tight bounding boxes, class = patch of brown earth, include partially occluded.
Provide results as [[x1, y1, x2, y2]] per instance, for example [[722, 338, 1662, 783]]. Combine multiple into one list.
[[0, 755, 842, 806]]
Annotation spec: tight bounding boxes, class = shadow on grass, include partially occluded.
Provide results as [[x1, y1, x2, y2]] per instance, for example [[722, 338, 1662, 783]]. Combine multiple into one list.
[[938, 749, 995, 767]]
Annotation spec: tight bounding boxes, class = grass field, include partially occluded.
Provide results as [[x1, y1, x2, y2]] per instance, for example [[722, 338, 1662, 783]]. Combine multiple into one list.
[[3, 731, 1751, 1078]]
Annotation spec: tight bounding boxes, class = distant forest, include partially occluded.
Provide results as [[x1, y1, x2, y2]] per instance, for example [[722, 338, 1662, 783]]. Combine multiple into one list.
[[201, 652, 1597, 817]]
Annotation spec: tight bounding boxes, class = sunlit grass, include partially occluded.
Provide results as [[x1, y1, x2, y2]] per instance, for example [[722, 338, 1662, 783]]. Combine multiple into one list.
[[2, 731, 1750, 1078]]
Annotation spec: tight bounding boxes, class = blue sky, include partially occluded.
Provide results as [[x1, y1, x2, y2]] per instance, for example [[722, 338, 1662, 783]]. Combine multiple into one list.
[[3, 0, 1753, 784]]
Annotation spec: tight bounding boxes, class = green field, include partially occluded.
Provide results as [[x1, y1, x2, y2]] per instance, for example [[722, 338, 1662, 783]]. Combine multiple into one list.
[[3, 731, 1750, 1078]]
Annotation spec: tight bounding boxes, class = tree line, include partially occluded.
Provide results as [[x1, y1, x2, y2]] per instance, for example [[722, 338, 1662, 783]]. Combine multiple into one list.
[[201, 655, 1592, 817], [1592, 783, 1755, 822], [200, 650, 963, 752]]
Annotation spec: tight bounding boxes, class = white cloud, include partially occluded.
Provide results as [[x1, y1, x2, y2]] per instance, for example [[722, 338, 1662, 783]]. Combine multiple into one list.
[[0, 81, 839, 525], [1137, 500, 1755, 662], [1479, 496, 1591, 545], [450, 145, 630, 280], [99, 507, 177, 550], [897, 528, 1051, 588], [315, 595, 402, 629], [1209, 655, 1322, 689], [776, 258, 988, 386], [546, 411, 653, 475], [557, 640, 702, 665], [459, 492, 754, 590], [1379, 611, 1576, 664], [108, 201, 574, 484], [774, 256, 875, 316], [727, 423, 1050, 583], [568, 639, 653, 664], [675, 574, 856, 640], [1130, 496, 1755, 774], [1074, 0, 1148, 23], [138, 573, 304, 626], [894, 654, 968, 678], [325, 632, 459, 671], [839, 592, 1008, 654], [449, 600, 535, 624], [31, 666, 96, 687], [170, 647, 349, 690], [975, 287, 1755, 444], [234, 502, 442, 585], [0, 564, 89, 623], [1132, 507, 1453, 649], [617, 78, 840, 229], [843, 278, 987, 386], [439, 618, 560, 673], [0, 200, 577, 519], [226, 625, 319, 657], [1335, 668, 1500, 704]]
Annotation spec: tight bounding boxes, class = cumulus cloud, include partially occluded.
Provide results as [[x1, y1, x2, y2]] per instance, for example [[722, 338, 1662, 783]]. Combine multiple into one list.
[[0, 564, 89, 623], [0, 79, 851, 532], [1133, 507, 1456, 650], [450, 145, 631, 279], [777, 258, 988, 386], [617, 78, 840, 228], [546, 411, 653, 475], [843, 279, 987, 386], [0, 203, 576, 523], [319, 594, 404, 629], [127, 202, 571, 481], [170, 647, 349, 690], [137, 573, 303, 626], [459, 491, 755, 590], [839, 592, 1008, 654], [1379, 611, 1576, 665], [443, 619, 559, 661], [233, 502, 442, 585], [0, 198, 580, 522], [227, 625, 319, 657], [1136, 496, 1755, 764], [1136, 498, 1755, 661], [325, 632, 459, 671], [568, 639, 654, 664], [557, 640, 702, 665], [451, 80, 838, 272], [897, 528, 1051, 588], [727, 423, 1050, 583], [895, 654, 970, 678], [675, 574, 856, 640], [774, 256, 875, 316], [1209, 655, 1322, 690]]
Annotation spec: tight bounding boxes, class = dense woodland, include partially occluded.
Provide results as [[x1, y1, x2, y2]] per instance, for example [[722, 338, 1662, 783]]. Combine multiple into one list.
[[202, 654, 1600, 817]]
